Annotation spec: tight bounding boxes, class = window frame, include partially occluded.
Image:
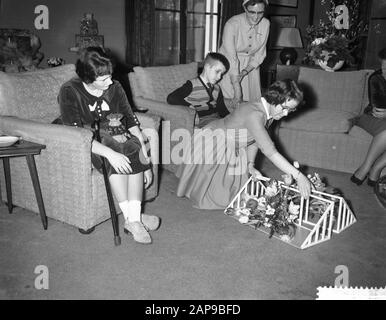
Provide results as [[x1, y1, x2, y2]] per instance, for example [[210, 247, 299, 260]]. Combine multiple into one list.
[[154, 0, 220, 64]]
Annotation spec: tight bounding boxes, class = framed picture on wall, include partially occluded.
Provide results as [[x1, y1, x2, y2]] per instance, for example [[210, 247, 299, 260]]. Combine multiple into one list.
[[269, 15, 297, 28], [269, 0, 298, 8]]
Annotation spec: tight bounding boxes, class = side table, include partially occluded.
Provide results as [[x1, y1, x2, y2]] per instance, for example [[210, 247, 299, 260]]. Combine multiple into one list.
[[0, 139, 48, 229]]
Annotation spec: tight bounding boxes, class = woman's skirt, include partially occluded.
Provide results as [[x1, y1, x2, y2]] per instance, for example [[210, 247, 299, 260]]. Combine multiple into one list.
[[92, 131, 150, 176], [218, 51, 262, 102], [355, 113, 386, 137], [175, 118, 252, 210]]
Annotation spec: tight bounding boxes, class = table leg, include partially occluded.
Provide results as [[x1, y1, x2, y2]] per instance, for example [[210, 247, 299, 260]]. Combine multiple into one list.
[[26, 155, 47, 230], [3, 158, 13, 213]]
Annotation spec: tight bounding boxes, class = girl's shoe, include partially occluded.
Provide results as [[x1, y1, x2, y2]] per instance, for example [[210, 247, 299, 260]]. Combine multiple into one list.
[[350, 174, 366, 186], [367, 178, 377, 187], [124, 221, 152, 244], [141, 214, 161, 231]]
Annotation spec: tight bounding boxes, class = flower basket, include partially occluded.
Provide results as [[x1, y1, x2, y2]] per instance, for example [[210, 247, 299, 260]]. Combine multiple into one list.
[[224, 176, 356, 249]]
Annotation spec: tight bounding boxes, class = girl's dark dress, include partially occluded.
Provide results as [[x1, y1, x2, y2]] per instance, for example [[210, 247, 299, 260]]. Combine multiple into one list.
[[356, 70, 386, 136], [58, 78, 150, 176]]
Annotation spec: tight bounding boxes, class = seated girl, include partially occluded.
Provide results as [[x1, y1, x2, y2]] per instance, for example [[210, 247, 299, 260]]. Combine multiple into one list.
[[58, 47, 160, 244]]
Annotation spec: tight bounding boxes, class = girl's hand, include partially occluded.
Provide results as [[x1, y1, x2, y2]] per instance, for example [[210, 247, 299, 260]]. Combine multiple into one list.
[[106, 150, 132, 174], [144, 169, 153, 189], [296, 173, 312, 199]]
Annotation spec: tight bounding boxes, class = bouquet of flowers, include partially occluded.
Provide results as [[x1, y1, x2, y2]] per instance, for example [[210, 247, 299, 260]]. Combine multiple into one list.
[[303, 0, 367, 68], [225, 179, 300, 242], [307, 173, 342, 221], [47, 57, 65, 67], [224, 173, 344, 242], [305, 34, 353, 68]]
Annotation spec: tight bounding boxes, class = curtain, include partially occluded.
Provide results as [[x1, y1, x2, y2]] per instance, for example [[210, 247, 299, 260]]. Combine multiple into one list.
[[218, 0, 243, 47], [125, 0, 155, 66]]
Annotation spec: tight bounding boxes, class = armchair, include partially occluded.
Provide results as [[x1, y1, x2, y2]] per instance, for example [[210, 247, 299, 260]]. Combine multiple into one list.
[[0, 64, 160, 233], [129, 62, 199, 173]]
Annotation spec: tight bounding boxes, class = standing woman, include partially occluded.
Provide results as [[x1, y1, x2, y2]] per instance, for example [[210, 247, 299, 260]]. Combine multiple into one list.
[[219, 0, 270, 104]]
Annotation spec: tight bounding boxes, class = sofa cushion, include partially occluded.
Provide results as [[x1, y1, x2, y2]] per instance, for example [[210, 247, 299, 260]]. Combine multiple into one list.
[[281, 110, 354, 133], [0, 64, 76, 122], [133, 62, 198, 102], [298, 67, 370, 115]]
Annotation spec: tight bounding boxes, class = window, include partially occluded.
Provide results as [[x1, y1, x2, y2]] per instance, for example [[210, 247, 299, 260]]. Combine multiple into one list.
[[155, 0, 220, 65]]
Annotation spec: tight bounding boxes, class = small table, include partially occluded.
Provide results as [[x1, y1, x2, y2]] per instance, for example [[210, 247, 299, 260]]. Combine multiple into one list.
[[0, 140, 47, 229]]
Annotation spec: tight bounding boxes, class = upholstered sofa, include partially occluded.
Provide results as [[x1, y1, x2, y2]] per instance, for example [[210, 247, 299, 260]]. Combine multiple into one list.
[[0, 64, 160, 232], [276, 66, 385, 175], [129, 62, 200, 173]]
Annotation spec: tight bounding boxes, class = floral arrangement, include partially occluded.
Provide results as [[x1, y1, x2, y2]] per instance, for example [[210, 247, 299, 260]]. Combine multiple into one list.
[[303, 0, 367, 68], [225, 179, 301, 242], [225, 173, 343, 242], [47, 57, 65, 67], [305, 34, 353, 68]]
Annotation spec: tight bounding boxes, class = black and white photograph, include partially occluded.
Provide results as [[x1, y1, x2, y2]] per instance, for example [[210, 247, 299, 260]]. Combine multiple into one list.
[[0, 0, 385, 305]]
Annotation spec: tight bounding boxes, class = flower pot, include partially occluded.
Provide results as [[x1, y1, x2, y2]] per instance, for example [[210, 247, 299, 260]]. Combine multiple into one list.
[[317, 59, 344, 72]]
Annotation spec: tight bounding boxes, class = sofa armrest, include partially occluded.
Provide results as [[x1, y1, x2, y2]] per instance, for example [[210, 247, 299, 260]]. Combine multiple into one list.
[[133, 97, 197, 133], [0, 116, 93, 179]]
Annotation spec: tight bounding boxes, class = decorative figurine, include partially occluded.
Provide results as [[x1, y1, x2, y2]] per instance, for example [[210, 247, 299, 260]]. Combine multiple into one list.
[[80, 13, 98, 36], [106, 113, 129, 143]]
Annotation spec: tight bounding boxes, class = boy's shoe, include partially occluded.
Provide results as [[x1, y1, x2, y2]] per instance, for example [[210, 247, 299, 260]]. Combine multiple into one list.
[[141, 214, 161, 231], [124, 221, 152, 244]]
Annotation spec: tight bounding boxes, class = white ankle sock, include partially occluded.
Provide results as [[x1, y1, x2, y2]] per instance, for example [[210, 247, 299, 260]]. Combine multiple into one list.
[[119, 200, 141, 222]]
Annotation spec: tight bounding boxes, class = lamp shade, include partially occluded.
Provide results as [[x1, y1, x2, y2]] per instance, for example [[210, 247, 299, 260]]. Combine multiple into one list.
[[273, 27, 303, 49], [272, 27, 303, 65]]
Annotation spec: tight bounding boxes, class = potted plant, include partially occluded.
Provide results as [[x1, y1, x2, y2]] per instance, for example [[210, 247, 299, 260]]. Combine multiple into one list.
[[307, 34, 353, 71], [303, 0, 367, 71]]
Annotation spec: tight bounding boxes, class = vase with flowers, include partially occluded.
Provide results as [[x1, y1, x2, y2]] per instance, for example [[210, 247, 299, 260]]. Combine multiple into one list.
[[307, 34, 352, 71], [303, 0, 367, 71]]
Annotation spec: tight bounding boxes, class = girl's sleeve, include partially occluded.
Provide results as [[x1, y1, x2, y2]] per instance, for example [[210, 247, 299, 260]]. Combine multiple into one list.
[[369, 75, 386, 109], [58, 85, 83, 127], [115, 82, 141, 129]]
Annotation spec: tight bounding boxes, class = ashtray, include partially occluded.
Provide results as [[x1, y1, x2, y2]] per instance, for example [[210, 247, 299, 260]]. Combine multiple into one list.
[[0, 135, 21, 147]]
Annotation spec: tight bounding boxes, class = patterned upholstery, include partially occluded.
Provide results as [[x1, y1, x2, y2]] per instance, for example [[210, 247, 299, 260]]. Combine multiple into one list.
[[0, 65, 161, 231], [298, 68, 369, 114], [133, 62, 198, 101], [129, 63, 199, 173], [0, 64, 76, 122], [281, 110, 354, 133], [277, 66, 375, 174]]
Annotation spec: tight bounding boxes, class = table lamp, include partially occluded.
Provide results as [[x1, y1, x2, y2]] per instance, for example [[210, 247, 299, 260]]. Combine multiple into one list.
[[273, 27, 303, 65]]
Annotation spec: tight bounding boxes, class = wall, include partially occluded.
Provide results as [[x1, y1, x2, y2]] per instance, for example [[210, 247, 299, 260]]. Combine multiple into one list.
[[365, 0, 386, 68], [0, 0, 126, 67], [261, 0, 313, 85]]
